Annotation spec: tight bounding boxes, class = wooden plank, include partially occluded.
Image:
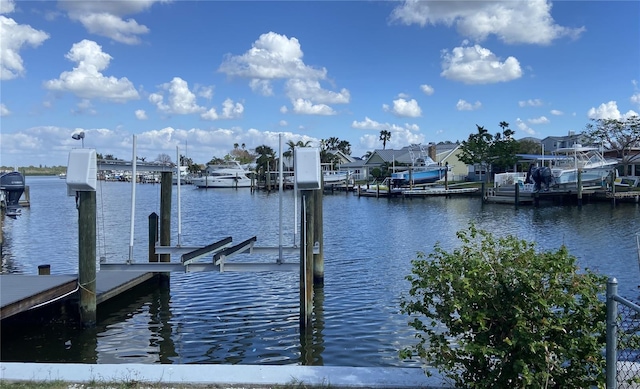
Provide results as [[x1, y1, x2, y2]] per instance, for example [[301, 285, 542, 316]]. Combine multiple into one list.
[[0, 275, 77, 320], [181, 236, 232, 264], [214, 236, 257, 264], [96, 271, 156, 304]]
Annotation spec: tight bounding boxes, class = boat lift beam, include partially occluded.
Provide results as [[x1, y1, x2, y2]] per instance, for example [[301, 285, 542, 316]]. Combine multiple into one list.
[[181, 236, 232, 265], [214, 236, 257, 269], [99, 261, 299, 273]]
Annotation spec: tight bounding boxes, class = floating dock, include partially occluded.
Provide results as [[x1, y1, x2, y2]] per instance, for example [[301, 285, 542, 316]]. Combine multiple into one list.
[[0, 271, 155, 320]]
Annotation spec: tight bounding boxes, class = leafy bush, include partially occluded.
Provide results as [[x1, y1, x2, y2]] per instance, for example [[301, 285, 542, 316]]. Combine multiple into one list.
[[400, 225, 607, 388]]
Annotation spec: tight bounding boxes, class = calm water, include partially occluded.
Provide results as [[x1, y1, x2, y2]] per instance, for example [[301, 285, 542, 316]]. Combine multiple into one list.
[[1, 176, 639, 366]]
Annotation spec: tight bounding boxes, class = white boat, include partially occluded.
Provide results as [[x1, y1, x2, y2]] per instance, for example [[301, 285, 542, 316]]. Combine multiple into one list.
[[550, 145, 617, 187], [390, 144, 449, 186], [192, 161, 253, 188], [323, 170, 349, 184]]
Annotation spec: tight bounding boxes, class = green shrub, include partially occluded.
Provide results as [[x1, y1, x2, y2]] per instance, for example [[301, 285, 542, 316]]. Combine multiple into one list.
[[400, 224, 607, 388]]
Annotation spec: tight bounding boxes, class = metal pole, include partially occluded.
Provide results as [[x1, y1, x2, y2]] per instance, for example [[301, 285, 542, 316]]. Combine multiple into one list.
[[176, 146, 182, 246], [278, 134, 283, 264], [606, 277, 618, 389], [128, 135, 137, 263]]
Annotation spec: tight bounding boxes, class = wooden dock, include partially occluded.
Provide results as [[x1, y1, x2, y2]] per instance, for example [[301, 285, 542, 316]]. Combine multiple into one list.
[[0, 271, 155, 320], [402, 187, 479, 197]]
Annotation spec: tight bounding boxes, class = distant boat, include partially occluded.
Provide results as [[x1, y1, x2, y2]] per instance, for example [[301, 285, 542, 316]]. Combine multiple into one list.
[[323, 171, 349, 185], [550, 145, 617, 187], [58, 173, 66, 179], [389, 144, 450, 186], [391, 165, 448, 186], [192, 161, 253, 188]]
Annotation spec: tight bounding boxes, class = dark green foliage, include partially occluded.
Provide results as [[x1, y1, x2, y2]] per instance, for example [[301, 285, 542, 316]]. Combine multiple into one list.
[[459, 122, 519, 178], [400, 225, 607, 388]]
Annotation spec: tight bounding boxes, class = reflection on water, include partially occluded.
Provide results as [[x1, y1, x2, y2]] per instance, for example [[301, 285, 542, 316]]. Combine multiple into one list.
[[1, 176, 639, 366]]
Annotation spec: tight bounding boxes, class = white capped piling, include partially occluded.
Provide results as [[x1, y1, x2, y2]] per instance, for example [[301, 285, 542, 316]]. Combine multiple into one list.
[[67, 148, 98, 327]]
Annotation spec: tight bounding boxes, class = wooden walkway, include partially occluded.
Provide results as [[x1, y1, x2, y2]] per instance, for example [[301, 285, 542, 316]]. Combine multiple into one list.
[[0, 271, 155, 320]]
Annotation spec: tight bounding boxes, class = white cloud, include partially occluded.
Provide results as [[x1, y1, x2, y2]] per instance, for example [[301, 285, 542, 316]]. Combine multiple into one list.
[[420, 84, 434, 95], [72, 99, 97, 115], [0, 102, 10, 116], [0, 6, 50, 80], [441, 44, 522, 84], [200, 99, 245, 121], [219, 32, 349, 115], [519, 99, 543, 107], [550, 109, 563, 116], [515, 118, 536, 135], [58, 0, 164, 45], [249, 79, 273, 96], [135, 109, 147, 120], [383, 98, 422, 117], [280, 105, 288, 114], [279, 120, 288, 127], [390, 1, 584, 45], [286, 79, 350, 104], [43, 40, 139, 102], [219, 32, 326, 80], [353, 117, 424, 150], [528, 116, 549, 124], [456, 99, 482, 111], [196, 85, 214, 100], [587, 101, 638, 120], [149, 77, 203, 114], [0, 0, 15, 14], [291, 99, 336, 115], [631, 93, 640, 109]]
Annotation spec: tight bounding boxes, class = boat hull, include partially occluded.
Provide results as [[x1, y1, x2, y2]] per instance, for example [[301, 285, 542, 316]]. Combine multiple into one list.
[[391, 167, 447, 185], [192, 177, 252, 188]]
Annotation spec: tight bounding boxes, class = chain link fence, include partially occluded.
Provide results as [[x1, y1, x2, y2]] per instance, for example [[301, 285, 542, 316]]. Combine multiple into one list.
[[607, 278, 640, 388]]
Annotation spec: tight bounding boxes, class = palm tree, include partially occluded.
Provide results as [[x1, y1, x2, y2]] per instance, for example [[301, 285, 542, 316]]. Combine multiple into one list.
[[379, 130, 391, 150], [254, 144, 276, 178], [283, 140, 312, 164]]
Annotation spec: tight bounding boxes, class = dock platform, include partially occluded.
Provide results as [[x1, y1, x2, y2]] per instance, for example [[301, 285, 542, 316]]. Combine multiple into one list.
[[0, 271, 155, 320]]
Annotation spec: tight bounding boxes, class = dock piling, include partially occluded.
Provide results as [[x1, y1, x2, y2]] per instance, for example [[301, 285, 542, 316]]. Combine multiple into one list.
[[313, 188, 324, 285], [38, 264, 50, 275], [149, 212, 159, 263], [78, 190, 97, 327], [300, 190, 315, 332], [577, 169, 583, 208], [160, 172, 171, 287]]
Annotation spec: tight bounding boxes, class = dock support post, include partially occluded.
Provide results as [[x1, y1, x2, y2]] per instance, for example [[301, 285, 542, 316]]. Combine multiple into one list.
[[515, 183, 520, 209], [534, 192, 540, 207], [313, 188, 324, 285], [300, 190, 315, 332], [159, 172, 171, 287], [577, 169, 583, 208], [38, 264, 50, 275], [610, 170, 616, 208], [481, 182, 485, 203], [78, 190, 96, 327], [148, 212, 159, 262], [0, 207, 3, 253], [606, 278, 618, 389]]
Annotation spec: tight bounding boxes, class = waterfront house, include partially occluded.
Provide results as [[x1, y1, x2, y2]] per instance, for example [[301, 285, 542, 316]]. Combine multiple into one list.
[[349, 143, 467, 182], [541, 131, 589, 152]]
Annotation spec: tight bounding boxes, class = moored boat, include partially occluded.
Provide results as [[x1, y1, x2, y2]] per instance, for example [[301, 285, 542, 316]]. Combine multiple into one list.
[[550, 145, 617, 187], [192, 161, 253, 188], [0, 171, 25, 214]]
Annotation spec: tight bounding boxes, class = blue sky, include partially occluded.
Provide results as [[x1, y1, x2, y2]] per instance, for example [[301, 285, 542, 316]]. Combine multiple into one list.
[[1, 0, 639, 167]]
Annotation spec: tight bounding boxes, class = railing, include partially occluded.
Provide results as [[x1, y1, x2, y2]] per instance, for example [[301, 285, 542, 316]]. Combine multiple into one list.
[[607, 278, 640, 388]]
